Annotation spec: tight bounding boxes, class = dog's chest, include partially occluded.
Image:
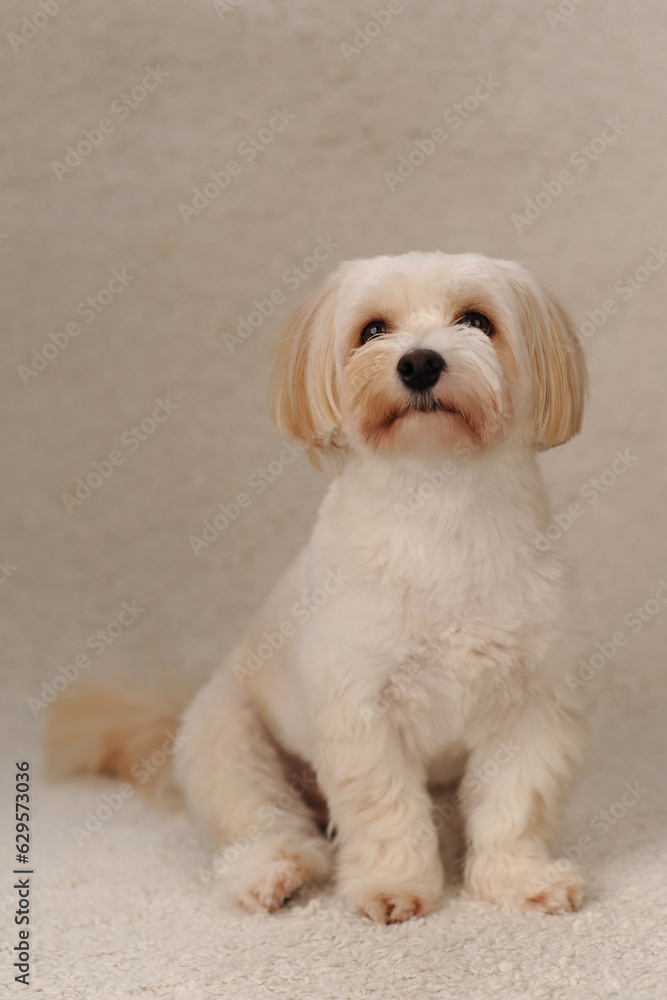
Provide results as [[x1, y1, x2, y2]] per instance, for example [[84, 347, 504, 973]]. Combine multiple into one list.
[[371, 607, 531, 725], [313, 461, 563, 737], [350, 501, 547, 726], [357, 492, 534, 628]]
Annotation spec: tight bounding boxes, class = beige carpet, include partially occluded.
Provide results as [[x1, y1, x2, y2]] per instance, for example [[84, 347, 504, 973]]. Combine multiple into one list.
[[2, 0, 667, 996]]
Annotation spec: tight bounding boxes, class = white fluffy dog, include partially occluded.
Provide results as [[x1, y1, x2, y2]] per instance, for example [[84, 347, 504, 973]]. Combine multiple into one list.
[[48, 251, 589, 923]]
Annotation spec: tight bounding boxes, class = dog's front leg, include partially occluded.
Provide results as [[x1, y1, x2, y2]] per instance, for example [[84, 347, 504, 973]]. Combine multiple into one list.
[[461, 694, 587, 913], [311, 709, 445, 923]]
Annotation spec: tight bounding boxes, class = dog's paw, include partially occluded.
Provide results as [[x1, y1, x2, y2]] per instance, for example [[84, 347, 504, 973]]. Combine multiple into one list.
[[342, 867, 444, 923], [467, 856, 585, 914], [349, 887, 430, 923], [235, 850, 311, 913], [226, 834, 332, 914], [523, 865, 585, 914], [340, 850, 444, 923]]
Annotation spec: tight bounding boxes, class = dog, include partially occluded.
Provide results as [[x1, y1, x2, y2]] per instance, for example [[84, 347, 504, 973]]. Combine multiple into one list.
[[47, 251, 588, 923]]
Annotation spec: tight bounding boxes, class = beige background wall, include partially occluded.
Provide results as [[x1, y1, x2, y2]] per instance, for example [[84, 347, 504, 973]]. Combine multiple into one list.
[[2, 2, 667, 996], [2, 0, 666, 732]]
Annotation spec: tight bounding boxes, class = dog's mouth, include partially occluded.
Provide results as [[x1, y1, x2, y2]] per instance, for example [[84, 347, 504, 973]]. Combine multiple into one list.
[[408, 393, 458, 415], [384, 393, 461, 425], [373, 393, 485, 448]]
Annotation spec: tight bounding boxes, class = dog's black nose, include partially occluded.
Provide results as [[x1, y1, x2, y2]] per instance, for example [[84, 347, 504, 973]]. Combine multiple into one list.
[[396, 349, 445, 391]]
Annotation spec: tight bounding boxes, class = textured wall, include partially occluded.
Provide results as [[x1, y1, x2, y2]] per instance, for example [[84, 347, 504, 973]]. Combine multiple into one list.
[[3, 4, 667, 997], [2, 0, 666, 730]]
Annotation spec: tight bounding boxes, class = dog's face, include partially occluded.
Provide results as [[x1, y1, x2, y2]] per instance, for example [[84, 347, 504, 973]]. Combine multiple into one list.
[[272, 252, 587, 465]]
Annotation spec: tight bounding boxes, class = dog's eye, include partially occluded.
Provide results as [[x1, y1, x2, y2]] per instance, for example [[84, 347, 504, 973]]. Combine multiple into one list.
[[458, 312, 494, 336], [360, 320, 387, 344]]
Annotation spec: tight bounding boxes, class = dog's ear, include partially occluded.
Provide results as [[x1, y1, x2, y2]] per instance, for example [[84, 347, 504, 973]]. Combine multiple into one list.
[[270, 270, 343, 467], [505, 265, 588, 450]]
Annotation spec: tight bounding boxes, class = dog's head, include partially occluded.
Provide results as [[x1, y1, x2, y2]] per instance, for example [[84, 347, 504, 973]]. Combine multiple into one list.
[[271, 252, 587, 466]]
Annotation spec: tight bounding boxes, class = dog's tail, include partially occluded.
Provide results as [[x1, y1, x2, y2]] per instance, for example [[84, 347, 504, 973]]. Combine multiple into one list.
[[44, 679, 189, 801]]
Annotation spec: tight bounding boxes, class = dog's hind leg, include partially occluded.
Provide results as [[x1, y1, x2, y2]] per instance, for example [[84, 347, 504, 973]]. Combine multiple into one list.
[[176, 669, 331, 912]]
